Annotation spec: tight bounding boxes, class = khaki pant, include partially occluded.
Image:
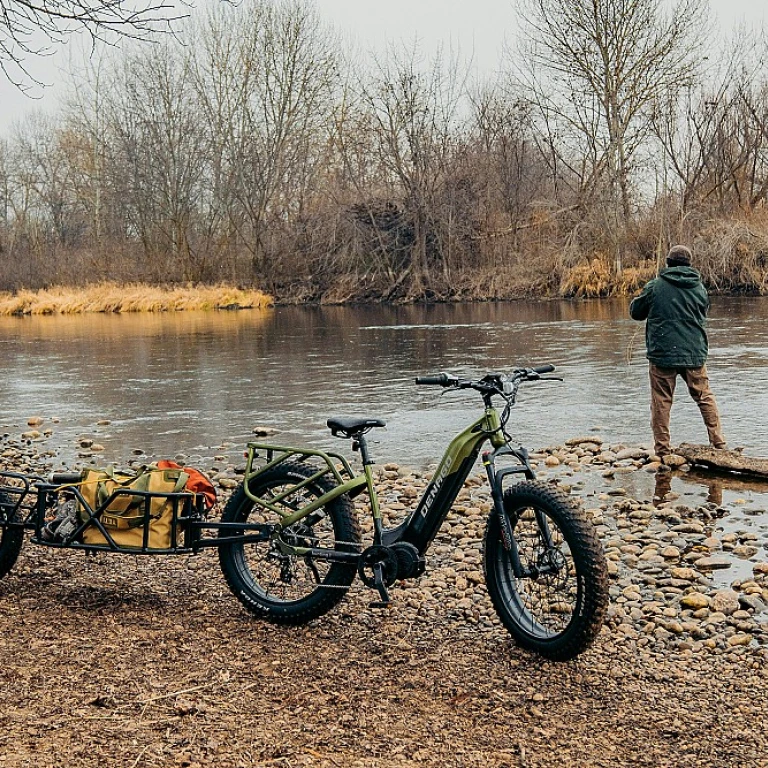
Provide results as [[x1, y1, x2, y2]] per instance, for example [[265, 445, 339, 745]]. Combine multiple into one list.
[[648, 364, 726, 457]]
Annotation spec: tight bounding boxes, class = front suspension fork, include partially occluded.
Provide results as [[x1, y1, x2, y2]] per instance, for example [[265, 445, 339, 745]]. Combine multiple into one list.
[[483, 444, 536, 577]]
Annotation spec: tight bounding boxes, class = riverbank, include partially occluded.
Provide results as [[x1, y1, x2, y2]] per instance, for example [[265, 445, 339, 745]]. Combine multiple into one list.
[[0, 435, 766, 766], [0, 284, 273, 315]]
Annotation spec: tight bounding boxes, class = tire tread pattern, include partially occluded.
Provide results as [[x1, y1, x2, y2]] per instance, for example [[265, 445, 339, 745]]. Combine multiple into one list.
[[483, 480, 608, 661], [218, 463, 361, 624]]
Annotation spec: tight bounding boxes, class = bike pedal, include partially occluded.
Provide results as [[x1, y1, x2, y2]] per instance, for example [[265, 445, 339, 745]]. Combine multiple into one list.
[[368, 600, 393, 610]]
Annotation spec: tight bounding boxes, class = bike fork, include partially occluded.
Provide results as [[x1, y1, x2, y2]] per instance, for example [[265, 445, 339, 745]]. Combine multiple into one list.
[[483, 448, 532, 578]]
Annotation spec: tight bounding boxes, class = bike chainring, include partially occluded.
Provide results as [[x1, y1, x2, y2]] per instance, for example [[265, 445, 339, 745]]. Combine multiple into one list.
[[357, 545, 399, 588]]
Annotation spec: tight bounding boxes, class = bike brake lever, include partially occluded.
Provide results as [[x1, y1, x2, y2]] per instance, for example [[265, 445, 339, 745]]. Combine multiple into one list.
[[539, 376, 564, 382]]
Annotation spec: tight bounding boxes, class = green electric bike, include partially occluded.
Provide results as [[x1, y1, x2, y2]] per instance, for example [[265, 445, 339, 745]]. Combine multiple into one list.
[[217, 365, 609, 661]]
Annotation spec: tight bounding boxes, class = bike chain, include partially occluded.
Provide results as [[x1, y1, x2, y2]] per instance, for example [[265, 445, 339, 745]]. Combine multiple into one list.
[[287, 537, 417, 593]]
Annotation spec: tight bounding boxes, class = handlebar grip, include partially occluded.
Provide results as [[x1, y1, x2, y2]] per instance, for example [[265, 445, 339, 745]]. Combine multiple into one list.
[[532, 364, 555, 375], [415, 373, 452, 386], [49, 471, 83, 485]]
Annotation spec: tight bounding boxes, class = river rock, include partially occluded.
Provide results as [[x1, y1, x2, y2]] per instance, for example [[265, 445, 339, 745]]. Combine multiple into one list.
[[680, 592, 710, 610], [711, 590, 740, 616], [662, 454, 687, 468], [669, 567, 698, 581], [732, 545, 759, 559], [738, 593, 767, 614], [695, 557, 732, 571], [565, 436, 603, 447], [661, 546, 680, 560], [27, 417, 43, 427], [252, 426, 279, 437], [615, 448, 647, 461]]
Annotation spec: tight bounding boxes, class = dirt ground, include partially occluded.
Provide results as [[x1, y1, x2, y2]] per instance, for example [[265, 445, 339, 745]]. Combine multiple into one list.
[[0, 543, 765, 768]]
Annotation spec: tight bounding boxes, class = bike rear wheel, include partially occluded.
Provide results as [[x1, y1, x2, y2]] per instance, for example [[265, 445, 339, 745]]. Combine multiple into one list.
[[218, 462, 361, 624], [0, 492, 24, 579], [483, 480, 608, 661]]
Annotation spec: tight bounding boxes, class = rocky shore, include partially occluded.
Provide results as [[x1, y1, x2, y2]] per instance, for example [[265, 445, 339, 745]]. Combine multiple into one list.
[[3, 429, 768, 655], [1, 430, 767, 767]]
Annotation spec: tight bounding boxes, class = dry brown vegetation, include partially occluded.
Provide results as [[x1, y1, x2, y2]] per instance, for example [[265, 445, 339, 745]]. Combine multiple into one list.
[[0, 284, 273, 315], [3, 0, 768, 303]]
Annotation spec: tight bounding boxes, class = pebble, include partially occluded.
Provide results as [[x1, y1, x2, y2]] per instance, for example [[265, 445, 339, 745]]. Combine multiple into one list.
[[680, 592, 710, 610], [1, 432, 767, 658]]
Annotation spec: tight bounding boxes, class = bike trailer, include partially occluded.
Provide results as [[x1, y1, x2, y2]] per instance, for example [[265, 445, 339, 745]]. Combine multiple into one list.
[[76, 465, 190, 548]]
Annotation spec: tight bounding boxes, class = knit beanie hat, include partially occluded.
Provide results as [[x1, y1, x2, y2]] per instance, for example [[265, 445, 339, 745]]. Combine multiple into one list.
[[666, 245, 692, 267]]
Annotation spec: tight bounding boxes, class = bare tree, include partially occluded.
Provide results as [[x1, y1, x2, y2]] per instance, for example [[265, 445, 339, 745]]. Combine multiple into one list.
[[516, 0, 708, 267], [192, 0, 339, 282], [654, 30, 768, 216], [350, 42, 467, 297], [1, 0, 185, 91]]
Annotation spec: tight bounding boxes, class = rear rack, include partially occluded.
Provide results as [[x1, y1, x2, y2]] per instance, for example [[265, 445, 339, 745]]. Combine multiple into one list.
[[243, 442, 366, 516]]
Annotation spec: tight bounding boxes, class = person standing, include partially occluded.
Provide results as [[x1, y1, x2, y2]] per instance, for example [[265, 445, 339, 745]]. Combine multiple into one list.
[[629, 244, 726, 459]]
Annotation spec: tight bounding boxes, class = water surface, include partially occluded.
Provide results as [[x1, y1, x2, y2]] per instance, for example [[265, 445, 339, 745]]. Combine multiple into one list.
[[0, 297, 766, 467]]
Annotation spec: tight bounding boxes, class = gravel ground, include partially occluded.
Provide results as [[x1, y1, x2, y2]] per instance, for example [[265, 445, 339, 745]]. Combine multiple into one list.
[[0, 435, 767, 768]]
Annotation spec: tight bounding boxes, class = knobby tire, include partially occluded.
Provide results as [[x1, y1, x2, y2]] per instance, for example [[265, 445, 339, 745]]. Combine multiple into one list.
[[0, 492, 24, 578], [217, 462, 361, 624], [483, 480, 608, 661]]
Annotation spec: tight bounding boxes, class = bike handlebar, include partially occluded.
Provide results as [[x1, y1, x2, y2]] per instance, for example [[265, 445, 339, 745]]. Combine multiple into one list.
[[415, 373, 455, 386], [415, 364, 556, 390]]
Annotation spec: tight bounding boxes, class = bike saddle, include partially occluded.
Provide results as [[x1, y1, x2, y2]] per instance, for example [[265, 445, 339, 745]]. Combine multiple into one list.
[[327, 417, 386, 438]]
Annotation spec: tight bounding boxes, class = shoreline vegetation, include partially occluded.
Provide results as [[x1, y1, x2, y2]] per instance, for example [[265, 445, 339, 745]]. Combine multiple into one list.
[[0, 283, 274, 315], [5, 3, 768, 306], [2, 238, 765, 315]]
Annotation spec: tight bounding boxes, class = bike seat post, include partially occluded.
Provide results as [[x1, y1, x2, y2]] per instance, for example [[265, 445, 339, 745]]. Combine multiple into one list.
[[353, 432, 374, 467], [354, 432, 385, 545]]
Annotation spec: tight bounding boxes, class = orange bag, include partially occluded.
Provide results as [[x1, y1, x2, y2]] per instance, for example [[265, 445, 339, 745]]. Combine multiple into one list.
[[157, 460, 217, 510]]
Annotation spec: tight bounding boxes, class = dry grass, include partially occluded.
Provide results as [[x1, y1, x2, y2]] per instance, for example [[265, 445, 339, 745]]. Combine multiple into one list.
[[0, 284, 274, 315], [559, 257, 657, 298]]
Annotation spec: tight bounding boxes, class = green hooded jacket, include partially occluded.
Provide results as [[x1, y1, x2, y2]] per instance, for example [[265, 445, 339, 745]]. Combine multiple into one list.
[[629, 266, 710, 368]]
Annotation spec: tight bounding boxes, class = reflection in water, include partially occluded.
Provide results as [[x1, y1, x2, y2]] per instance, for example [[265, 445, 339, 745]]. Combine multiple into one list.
[[0, 308, 274, 339], [653, 471, 673, 506], [654, 469, 725, 507], [0, 297, 767, 474]]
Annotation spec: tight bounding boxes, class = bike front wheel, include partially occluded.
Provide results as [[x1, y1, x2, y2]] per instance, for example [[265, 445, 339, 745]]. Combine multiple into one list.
[[218, 462, 361, 624], [483, 480, 608, 661]]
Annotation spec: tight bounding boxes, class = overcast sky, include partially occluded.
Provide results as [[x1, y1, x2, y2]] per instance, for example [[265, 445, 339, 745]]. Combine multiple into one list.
[[0, 0, 765, 134]]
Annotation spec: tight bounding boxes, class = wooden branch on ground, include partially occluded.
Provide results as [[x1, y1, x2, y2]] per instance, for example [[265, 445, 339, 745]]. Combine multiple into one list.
[[676, 443, 768, 478]]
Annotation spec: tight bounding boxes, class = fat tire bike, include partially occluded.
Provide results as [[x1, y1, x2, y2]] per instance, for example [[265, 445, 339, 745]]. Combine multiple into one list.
[[216, 366, 609, 661]]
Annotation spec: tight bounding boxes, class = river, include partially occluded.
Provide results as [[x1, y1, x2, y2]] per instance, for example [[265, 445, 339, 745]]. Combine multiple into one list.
[[3, 296, 767, 585], [1, 297, 766, 468]]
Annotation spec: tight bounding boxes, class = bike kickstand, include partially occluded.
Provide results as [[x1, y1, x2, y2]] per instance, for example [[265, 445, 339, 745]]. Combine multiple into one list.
[[368, 562, 392, 610]]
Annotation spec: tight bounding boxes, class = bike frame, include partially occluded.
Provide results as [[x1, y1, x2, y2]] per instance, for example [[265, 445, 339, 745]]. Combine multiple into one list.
[[241, 402, 536, 562]]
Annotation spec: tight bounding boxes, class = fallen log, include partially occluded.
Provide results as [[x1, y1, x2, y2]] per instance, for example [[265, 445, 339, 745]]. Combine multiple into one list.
[[676, 443, 768, 479]]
